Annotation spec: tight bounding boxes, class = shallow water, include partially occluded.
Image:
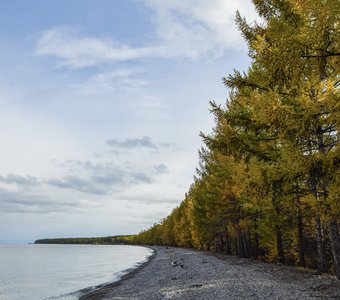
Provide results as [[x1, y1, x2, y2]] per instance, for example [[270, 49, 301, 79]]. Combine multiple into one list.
[[0, 244, 153, 300]]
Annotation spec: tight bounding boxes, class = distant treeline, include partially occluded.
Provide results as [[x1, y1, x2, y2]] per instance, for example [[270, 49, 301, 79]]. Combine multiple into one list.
[[34, 235, 134, 245], [132, 0, 340, 279]]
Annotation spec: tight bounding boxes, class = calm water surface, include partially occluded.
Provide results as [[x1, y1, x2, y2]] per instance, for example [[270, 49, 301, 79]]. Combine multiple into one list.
[[0, 244, 153, 300]]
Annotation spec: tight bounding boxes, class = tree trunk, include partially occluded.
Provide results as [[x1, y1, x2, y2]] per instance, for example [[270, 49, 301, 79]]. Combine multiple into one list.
[[234, 236, 238, 256], [328, 219, 340, 279], [242, 233, 248, 258], [297, 207, 306, 267], [273, 180, 285, 263], [276, 227, 285, 263], [225, 228, 232, 255], [254, 218, 259, 259], [237, 230, 245, 258], [315, 128, 339, 277], [294, 183, 306, 267], [247, 228, 251, 258], [309, 173, 328, 273], [220, 236, 224, 254], [316, 213, 328, 273]]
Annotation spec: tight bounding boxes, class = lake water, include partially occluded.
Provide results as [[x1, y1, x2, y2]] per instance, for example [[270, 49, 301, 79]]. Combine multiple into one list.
[[0, 244, 153, 300]]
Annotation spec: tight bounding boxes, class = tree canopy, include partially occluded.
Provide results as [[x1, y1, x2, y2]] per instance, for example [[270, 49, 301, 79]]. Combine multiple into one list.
[[133, 0, 340, 278]]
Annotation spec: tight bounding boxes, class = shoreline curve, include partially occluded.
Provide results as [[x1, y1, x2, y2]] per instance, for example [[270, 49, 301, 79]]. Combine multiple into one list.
[[78, 245, 156, 300], [78, 246, 340, 300]]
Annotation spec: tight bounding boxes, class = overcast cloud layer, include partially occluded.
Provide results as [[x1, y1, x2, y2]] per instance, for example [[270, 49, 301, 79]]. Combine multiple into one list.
[[0, 0, 256, 243]]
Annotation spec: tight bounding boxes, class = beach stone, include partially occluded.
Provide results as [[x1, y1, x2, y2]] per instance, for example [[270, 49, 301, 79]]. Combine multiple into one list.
[[80, 246, 340, 300]]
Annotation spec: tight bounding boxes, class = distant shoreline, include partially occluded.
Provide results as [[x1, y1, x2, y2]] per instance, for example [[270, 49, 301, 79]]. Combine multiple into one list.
[[34, 235, 134, 245], [77, 246, 340, 300]]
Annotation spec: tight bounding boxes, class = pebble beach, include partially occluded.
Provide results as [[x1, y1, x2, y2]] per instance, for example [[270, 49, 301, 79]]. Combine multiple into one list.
[[80, 246, 340, 300]]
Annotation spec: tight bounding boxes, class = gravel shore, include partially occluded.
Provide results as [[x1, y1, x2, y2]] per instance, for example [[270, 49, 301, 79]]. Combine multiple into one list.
[[80, 246, 340, 300]]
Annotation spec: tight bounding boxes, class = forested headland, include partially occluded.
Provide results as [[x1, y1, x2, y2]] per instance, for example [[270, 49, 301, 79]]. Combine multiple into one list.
[[132, 0, 340, 279], [34, 235, 133, 245]]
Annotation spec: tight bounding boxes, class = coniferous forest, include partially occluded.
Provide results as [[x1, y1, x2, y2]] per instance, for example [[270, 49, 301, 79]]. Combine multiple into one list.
[[133, 0, 340, 278]]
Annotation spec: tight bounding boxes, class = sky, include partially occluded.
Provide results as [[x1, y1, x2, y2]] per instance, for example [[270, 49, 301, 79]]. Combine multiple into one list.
[[0, 0, 257, 243]]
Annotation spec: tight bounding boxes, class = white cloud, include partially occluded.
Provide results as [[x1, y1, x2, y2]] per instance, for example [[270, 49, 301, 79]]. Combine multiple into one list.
[[35, 27, 167, 68], [0, 188, 101, 214], [144, 0, 257, 58], [34, 1, 257, 68], [73, 67, 148, 94]]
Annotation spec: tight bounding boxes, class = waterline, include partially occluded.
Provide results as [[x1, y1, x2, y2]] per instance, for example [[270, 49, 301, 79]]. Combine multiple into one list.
[[0, 244, 153, 300]]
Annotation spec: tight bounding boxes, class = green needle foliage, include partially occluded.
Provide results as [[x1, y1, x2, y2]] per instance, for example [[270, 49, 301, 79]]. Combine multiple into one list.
[[133, 0, 340, 278]]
